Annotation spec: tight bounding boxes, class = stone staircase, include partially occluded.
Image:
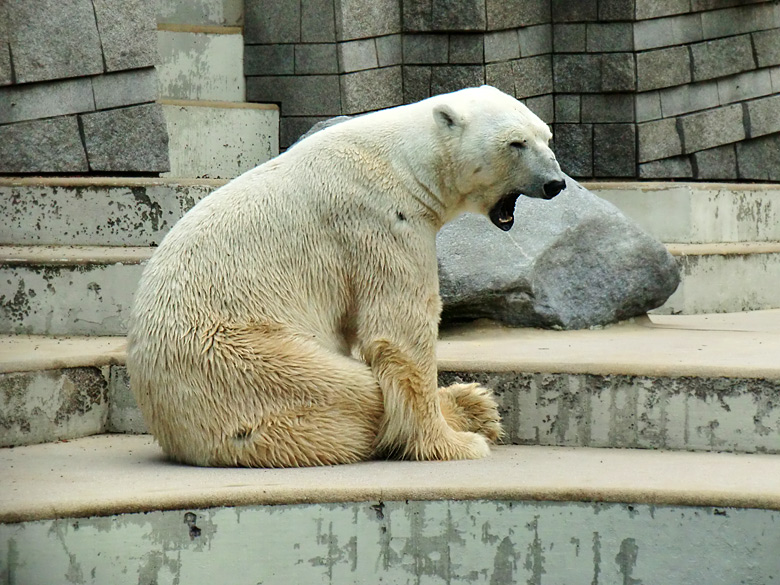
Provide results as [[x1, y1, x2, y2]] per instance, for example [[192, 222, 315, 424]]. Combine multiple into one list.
[[1, 176, 779, 583], [2, 1, 780, 579]]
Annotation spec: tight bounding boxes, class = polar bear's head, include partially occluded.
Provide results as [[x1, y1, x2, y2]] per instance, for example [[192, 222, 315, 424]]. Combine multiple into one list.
[[431, 86, 566, 231]]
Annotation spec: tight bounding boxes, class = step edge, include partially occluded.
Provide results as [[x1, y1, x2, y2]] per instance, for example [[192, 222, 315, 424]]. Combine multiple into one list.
[[2, 439, 779, 524], [157, 23, 243, 34], [159, 98, 279, 111], [583, 181, 780, 193], [0, 245, 154, 265], [668, 242, 780, 256]]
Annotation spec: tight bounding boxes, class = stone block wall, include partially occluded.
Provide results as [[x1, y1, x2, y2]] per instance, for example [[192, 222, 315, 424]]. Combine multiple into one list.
[[245, 0, 780, 181], [632, 0, 780, 180], [0, 0, 169, 174]]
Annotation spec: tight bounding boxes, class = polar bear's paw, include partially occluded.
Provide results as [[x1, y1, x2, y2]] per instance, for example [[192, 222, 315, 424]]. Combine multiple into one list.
[[439, 383, 504, 443]]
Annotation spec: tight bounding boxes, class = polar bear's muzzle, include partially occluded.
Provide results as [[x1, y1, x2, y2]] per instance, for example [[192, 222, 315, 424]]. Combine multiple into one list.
[[488, 192, 522, 231]]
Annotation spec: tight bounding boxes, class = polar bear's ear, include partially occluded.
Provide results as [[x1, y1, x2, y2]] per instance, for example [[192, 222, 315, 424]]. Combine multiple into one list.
[[433, 104, 465, 132]]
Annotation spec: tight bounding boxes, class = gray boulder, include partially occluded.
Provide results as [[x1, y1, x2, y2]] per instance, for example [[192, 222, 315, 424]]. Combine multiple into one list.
[[437, 177, 680, 329]]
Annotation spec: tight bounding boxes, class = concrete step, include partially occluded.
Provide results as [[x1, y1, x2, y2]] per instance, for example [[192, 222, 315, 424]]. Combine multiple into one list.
[[157, 25, 245, 102], [156, 0, 242, 27], [2, 312, 779, 452], [3, 241, 779, 336], [1, 434, 779, 584], [4, 179, 775, 245], [160, 99, 279, 179], [590, 181, 780, 244]]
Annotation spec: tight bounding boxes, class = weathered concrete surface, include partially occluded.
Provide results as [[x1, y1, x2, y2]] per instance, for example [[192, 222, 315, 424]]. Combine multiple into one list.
[[0, 368, 109, 447], [1, 498, 777, 585], [440, 371, 780, 454], [161, 100, 279, 178], [589, 181, 780, 244], [661, 244, 780, 314], [2, 311, 779, 450], [0, 247, 150, 335], [156, 0, 244, 26], [3, 435, 780, 523], [157, 29, 245, 101], [0, 178, 219, 246]]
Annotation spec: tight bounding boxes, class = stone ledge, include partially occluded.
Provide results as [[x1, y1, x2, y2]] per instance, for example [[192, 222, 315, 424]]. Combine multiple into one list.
[[2, 435, 779, 525]]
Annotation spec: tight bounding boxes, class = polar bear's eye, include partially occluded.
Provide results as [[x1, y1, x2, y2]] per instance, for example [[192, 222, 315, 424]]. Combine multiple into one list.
[[510, 141, 526, 149]]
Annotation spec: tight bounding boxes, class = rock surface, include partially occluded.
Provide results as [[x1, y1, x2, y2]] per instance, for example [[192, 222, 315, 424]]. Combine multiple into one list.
[[298, 117, 680, 330], [437, 178, 680, 329]]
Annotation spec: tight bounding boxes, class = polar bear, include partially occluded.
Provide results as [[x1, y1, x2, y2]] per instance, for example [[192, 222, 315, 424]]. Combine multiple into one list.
[[127, 86, 566, 467]]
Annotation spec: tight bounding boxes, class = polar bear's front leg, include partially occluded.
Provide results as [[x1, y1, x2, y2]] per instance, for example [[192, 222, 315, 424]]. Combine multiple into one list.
[[362, 337, 491, 461]]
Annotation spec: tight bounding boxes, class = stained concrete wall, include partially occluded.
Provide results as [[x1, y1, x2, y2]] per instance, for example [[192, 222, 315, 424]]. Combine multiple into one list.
[[1, 499, 778, 584]]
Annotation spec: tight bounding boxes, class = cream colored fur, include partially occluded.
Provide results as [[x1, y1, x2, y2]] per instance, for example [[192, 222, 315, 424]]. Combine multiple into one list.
[[127, 86, 564, 467]]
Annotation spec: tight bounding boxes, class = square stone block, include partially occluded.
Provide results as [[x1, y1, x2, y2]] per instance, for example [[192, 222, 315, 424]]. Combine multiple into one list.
[[633, 13, 702, 52], [581, 93, 634, 123], [635, 0, 691, 20], [679, 103, 745, 153], [431, 65, 485, 95], [746, 94, 780, 139], [91, 68, 157, 110], [700, 2, 777, 39], [403, 0, 432, 32], [485, 30, 519, 63], [244, 44, 295, 76], [552, 0, 598, 23], [485, 61, 515, 96], [0, 77, 95, 124], [0, 44, 11, 86], [302, 0, 336, 43], [449, 34, 485, 64], [338, 39, 377, 73], [336, 0, 400, 41], [296, 43, 339, 75], [601, 52, 636, 92], [659, 80, 719, 117], [513, 55, 552, 98], [554, 123, 593, 177], [245, 0, 301, 43], [81, 104, 169, 172], [377, 35, 402, 67], [431, 0, 486, 32], [636, 46, 690, 92], [599, 0, 635, 21], [753, 29, 780, 68], [403, 65, 432, 103], [639, 156, 693, 178], [586, 23, 633, 52], [717, 69, 772, 105], [693, 144, 737, 180], [737, 133, 780, 181], [519, 24, 552, 57], [553, 24, 586, 53], [340, 66, 402, 114], [635, 91, 662, 122], [404, 34, 449, 64], [524, 94, 553, 123], [7, 0, 103, 83], [0, 116, 88, 172], [92, 0, 156, 71], [637, 118, 682, 162], [555, 94, 581, 123], [553, 54, 601, 93], [691, 35, 756, 83], [247, 74, 341, 116], [593, 123, 636, 177], [487, 0, 550, 29]]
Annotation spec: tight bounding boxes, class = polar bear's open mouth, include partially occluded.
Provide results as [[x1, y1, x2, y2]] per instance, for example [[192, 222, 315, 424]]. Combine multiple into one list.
[[489, 192, 521, 231]]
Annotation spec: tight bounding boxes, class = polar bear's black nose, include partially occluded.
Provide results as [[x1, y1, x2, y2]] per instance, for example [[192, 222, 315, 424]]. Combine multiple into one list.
[[543, 179, 566, 200]]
